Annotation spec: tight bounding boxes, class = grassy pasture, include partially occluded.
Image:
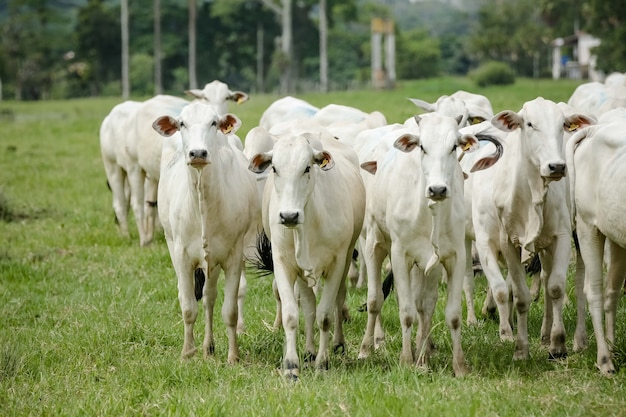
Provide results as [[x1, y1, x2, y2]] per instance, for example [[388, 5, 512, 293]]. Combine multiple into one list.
[[1, 77, 625, 416]]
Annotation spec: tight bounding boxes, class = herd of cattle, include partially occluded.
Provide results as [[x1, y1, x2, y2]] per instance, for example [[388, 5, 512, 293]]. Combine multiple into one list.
[[99, 75, 626, 379]]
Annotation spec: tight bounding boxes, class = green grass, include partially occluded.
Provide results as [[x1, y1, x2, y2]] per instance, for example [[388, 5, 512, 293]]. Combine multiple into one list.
[[1, 77, 625, 416]]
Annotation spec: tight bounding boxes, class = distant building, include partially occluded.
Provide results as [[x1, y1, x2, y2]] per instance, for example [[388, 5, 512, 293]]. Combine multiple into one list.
[[552, 31, 602, 81]]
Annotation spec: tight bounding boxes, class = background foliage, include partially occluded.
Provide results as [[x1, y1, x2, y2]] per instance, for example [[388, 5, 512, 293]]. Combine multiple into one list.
[[0, 0, 623, 100]]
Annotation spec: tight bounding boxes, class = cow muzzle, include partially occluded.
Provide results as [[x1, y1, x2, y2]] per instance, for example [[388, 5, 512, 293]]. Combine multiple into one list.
[[427, 184, 448, 201], [279, 211, 300, 227], [187, 149, 210, 168], [542, 161, 566, 180]]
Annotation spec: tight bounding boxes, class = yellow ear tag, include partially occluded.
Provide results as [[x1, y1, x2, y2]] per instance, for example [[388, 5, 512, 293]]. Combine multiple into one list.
[[320, 158, 329, 169], [462, 142, 472, 151], [568, 123, 579, 132], [236, 97, 244, 104], [471, 117, 482, 125], [223, 124, 233, 134]]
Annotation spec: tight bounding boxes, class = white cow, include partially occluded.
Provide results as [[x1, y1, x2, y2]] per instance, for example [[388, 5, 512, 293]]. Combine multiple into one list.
[[248, 133, 365, 380], [134, 95, 190, 245], [259, 96, 319, 130], [153, 102, 259, 363], [185, 79, 249, 114], [409, 90, 494, 127], [471, 97, 589, 360], [99, 100, 143, 241], [358, 113, 499, 376], [132, 81, 250, 246], [566, 120, 626, 375], [567, 81, 626, 118]]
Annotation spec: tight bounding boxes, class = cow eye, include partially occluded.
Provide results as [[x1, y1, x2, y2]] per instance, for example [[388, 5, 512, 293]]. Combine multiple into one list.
[[179, 120, 185, 128], [526, 122, 534, 128], [419, 145, 427, 155], [304, 166, 311, 174], [271, 166, 277, 174], [451, 144, 457, 154], [211, 121, 217, 127]]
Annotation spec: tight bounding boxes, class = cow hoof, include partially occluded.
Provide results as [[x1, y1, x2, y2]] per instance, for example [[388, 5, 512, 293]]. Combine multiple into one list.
[[304, 351, 316, 363], [333, 343, 346, 355], [548, 351, 567, 361]]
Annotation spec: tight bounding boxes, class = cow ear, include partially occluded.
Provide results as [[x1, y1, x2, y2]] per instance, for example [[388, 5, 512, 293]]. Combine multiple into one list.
[[185, 89, 204, 99], [360, 160, 377, 175], [219, 113, 242, 135], [314, 150, 335, 171], [563, 114, 596, 132], [248, 152, 273, 173], [152, 116, 180, 137], [229, 91, 249, 104], [492, 110, 522, 132], [394, 133, 420, 153], [458, 134, 479, 153]]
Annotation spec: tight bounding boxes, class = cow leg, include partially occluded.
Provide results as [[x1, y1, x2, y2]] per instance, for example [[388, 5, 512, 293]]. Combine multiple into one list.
[[358, 232, 387, 359], [475, 236, 513, 341], [171, 244, 198, 359], [443, 255, 469, 377], [274, 263, 300, 380], [539, 257, 554, 348], [315, 265, 343, 371], [221, 256, 243, 364], [356, 237, 368, 288], [202, 266, 220, 359], [143, 177, 158, 245], [577, 220, 613, 374], [463, 238, 478, 326], [543, 234, 569, 359], [128, 166, 148, 246], [605, 241, 626, 348], [237, 272, 247, 334], [333, 267, 349, 353], [297, 281, 317, 363], [502, 240, 530, 360], [414, 265, 438, 371], [103, 162, 130, 237], [573, 238, 588, 352], [391, 250, 417, 366], [272, 278, 282, 330]]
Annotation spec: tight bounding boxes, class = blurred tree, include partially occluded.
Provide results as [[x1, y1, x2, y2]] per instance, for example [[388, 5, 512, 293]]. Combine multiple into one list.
[[584, 0, 626, 73], [75, 0, 120, 96], [396, 28, 441, 79], [467, 0, 550, 78], [1, 0, 71, 99]]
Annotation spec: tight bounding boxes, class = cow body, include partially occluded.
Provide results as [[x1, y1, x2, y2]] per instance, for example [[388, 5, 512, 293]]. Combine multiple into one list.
[[154, 102, 258, 363], [249, 133, 365, 379], [472, 97, 579, 360], [99, 100, 143, 241], [358, 113, 495, 376], [566, 121, 626, 374]]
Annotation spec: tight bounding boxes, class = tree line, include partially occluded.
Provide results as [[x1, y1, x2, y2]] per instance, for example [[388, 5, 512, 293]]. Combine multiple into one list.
[[0, 0, 623, 101]]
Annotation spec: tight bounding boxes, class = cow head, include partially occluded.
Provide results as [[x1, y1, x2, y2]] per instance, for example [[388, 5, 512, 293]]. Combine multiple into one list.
[[394, 113, 479, 201], [185, 80, 249, 115], [248, 135, 334, 227], [152, 102, 241, 169], [492, 97, 567, 181]]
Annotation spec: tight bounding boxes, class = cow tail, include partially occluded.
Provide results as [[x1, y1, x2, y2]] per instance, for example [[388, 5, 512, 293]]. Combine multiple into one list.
[[247, 229, 274, 276], [194, 268, 205, 301], [565, 127, 590, 226]]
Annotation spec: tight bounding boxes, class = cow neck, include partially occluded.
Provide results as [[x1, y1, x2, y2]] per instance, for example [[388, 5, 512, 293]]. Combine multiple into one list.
[[192, 142, 230, 265], [496, 132, 546, 255]]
